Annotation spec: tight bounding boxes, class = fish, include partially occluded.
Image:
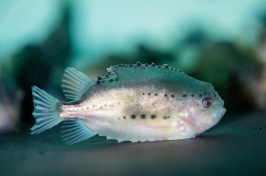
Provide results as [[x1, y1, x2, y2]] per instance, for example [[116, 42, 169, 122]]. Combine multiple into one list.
[[31, 62, 226, 144]]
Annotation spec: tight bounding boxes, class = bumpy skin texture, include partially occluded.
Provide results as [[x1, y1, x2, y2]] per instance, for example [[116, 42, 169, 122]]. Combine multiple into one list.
[[59, 63, 226, 142]]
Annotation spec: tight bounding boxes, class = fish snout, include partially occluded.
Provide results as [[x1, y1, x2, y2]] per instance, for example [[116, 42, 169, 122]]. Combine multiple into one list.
[[220, 100, 224, 107], [215, 99, 224, 108]]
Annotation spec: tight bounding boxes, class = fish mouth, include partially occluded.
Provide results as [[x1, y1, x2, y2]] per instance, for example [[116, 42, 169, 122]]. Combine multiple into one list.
[[216, 100, 226, 118], [221, 107, 226, 115], [217, 107, 226, 120]]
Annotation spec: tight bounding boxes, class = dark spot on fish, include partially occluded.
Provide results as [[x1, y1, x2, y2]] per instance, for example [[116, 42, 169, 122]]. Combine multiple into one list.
[[118, 118, 120, 120], [143, 93, 145, 95], [174, 69, 177, 71], [105, 74, 109, 78], [164, 64, 169, 68], [204, 92, 207, 95], [115, 78, 118, 81], [151, 115, 156, 119], [191, 94, 194, 97], [129, 64, 132, 67], [98, 76, 101, 80], [102, 80, 105, 83], [104, 104, 107, 107], [109, 79, 113, 82], [154, 93, 158, 96], [151, 63, 155, 67], [199, 94, 203, 97], [97, 80, 100, 84], [148, 93, 151, 95], [141, 114, 146, 119], [100, 107, 102, 109], [179, 70, 182, 72], [131, 115, 136, 119], [165, 94, 167, 97], [123, 116, 126, 119], [145, 63, 148, 66], [163, 116, 170, 119], [182, 94, 187, 97], [158, 65, 161, 68], [136, 62, 141, 66], [171, 95, 175, 98]]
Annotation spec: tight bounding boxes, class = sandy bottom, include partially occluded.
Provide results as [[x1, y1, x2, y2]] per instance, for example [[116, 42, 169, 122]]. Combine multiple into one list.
[[0, 111, 265, 176]]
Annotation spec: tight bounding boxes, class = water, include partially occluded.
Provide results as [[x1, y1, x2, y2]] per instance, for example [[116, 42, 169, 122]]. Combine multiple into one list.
[[0, 1, 265, 175]]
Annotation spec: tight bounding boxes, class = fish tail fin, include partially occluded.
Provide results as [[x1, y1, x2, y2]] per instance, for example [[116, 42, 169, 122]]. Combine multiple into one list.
[[31, 86, 63, 134]]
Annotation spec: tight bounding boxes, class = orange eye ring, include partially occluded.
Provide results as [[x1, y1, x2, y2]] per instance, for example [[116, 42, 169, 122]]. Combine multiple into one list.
[[202, 98, 213, 108]]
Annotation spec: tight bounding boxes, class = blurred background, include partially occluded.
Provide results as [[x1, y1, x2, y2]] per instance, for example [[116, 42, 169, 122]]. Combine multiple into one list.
[[0, 0, 266, 133]]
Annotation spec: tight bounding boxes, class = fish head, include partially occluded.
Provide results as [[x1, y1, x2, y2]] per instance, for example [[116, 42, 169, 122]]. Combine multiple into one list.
[[178, 82, 226, 136]]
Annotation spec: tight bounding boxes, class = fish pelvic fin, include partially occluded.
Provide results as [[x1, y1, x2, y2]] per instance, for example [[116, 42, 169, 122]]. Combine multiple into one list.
[[61, 120, 97, 145], [31, 86, 63, 134]]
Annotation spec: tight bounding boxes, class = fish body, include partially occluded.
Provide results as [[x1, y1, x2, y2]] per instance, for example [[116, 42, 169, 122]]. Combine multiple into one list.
[[31, 62, 226, 144]]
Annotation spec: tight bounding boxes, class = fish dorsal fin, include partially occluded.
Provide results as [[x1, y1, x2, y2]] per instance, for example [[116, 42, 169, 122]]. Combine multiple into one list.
[[106, 62, 186, 82], [62, 67, 95, 101], [61, 120, 97, 145]]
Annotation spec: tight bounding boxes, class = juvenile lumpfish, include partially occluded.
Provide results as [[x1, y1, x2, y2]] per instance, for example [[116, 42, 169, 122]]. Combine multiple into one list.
[[31, 62, 226, 144]]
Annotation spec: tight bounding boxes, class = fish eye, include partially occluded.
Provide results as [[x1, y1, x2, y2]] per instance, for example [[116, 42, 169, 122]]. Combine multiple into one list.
[[202, 98, 213, 108]]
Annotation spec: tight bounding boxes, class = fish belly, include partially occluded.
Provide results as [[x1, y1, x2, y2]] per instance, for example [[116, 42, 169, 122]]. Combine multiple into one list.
[[81, 86, 196, 142]]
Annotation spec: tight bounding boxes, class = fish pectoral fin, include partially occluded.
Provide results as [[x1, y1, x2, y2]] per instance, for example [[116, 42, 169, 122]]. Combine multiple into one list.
[[62, 67, 96, 101], [61, 120, 97, 145]]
